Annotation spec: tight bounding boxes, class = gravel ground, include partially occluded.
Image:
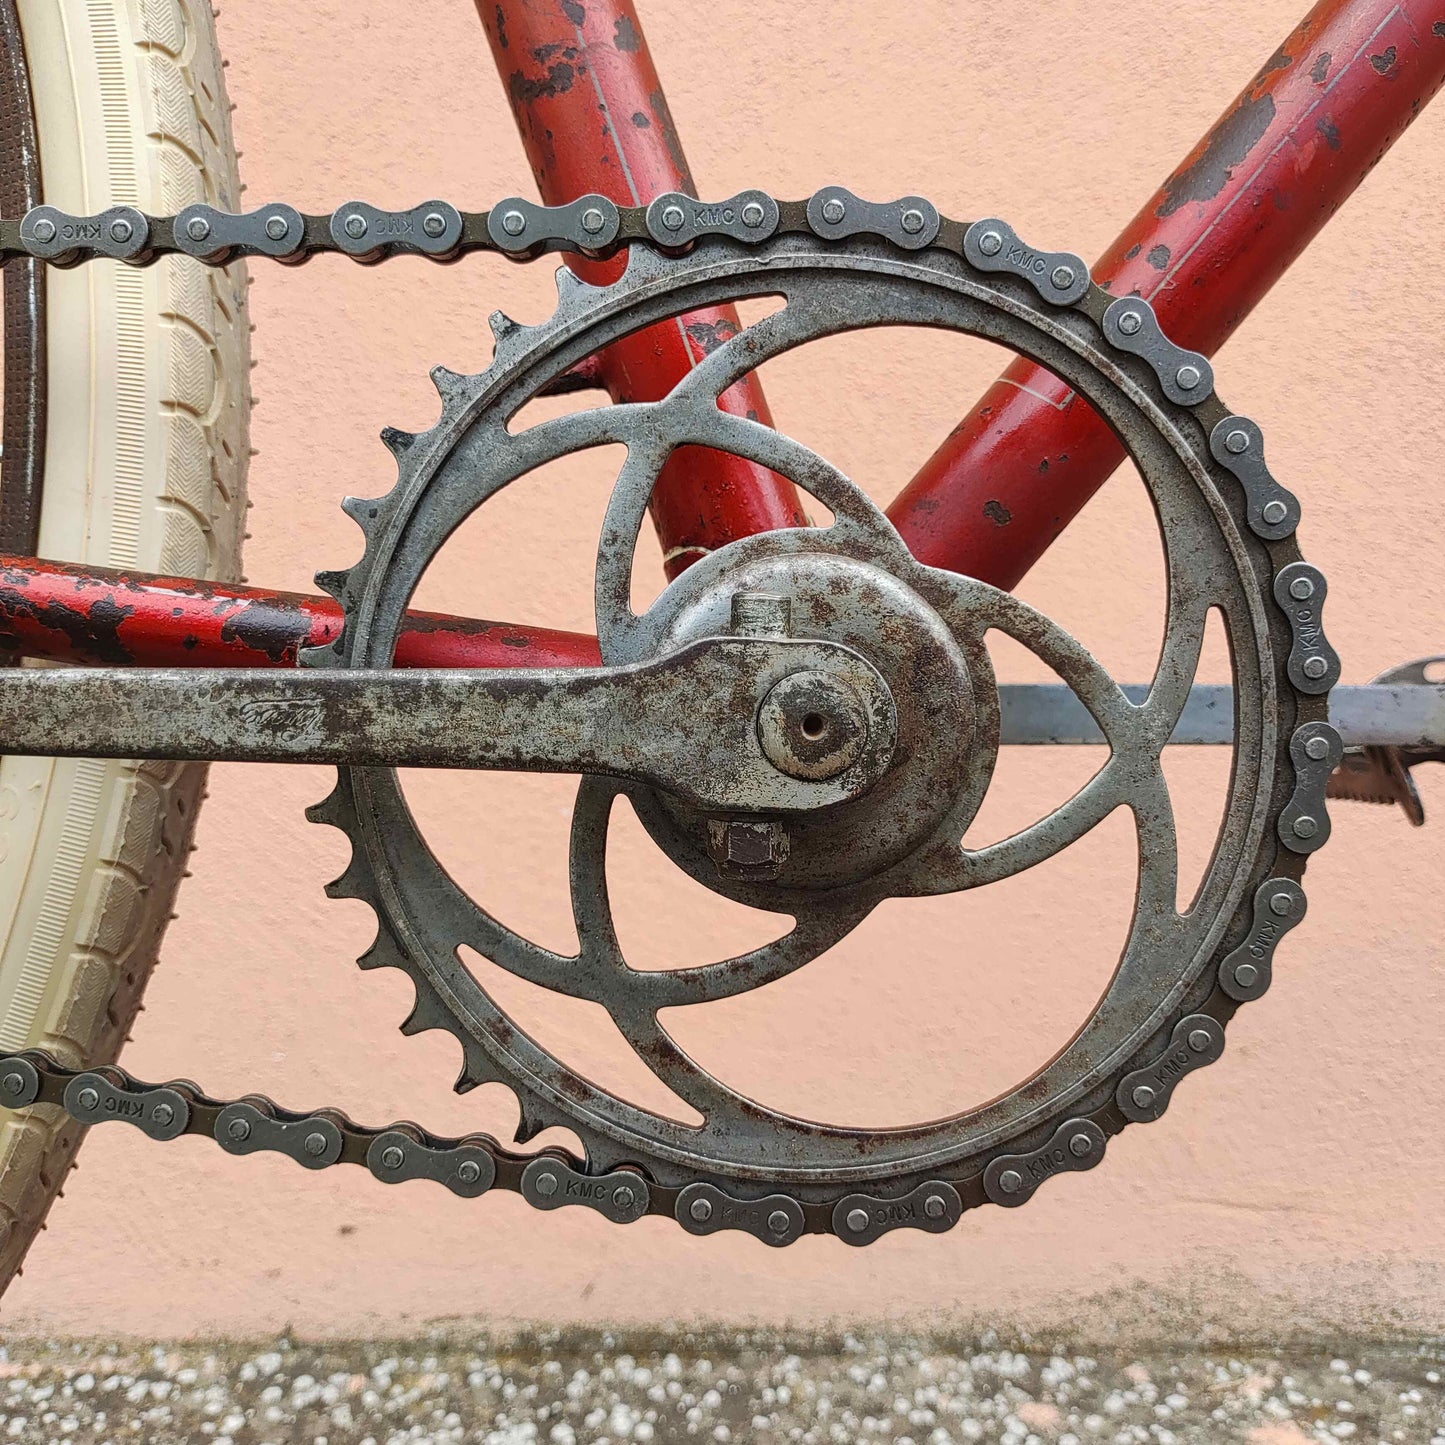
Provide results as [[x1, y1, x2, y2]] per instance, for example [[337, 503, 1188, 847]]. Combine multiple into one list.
[[0, 1332, 1438, 1445]]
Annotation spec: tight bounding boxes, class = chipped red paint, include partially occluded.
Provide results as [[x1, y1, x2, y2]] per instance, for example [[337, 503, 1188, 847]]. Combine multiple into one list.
[[478, 0, 807, 579], [891, 0, 1445, 590], [0, 557, 601, 670]]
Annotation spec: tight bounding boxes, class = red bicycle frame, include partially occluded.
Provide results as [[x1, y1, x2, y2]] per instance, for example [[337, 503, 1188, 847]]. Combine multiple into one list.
[[1, 0, 1441, 670]]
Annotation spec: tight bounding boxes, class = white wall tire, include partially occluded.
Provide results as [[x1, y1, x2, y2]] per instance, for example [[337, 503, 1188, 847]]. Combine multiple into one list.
[[0, 0, 248, 1288]]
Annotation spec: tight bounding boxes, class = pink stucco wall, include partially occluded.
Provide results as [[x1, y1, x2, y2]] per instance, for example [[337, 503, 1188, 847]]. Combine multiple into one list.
[[7, 0, 1445, 1338]]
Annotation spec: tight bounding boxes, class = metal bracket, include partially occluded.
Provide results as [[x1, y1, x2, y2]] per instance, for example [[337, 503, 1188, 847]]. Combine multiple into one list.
[[330, 201, 463, 260], [487, 194, 620, 258], [645, 190, 779, 246], [1101, 295, 1213, 404], [1217, 877, 1307, 1001], [214, 1101, 345, 1169], [983, 1118, 1107, 1207], [674, 1182, 806, 1245], [520, 1157, 650, 1222], [1117, 1015, 1225, 1122], [64, 1071, 189, 1141], [831, 1182, 962, 1245], [1279, 721, 1344, 853], [366, 1129, 495, 1197], [963, 218, 1090, 305], [806, 186, 939, 249]]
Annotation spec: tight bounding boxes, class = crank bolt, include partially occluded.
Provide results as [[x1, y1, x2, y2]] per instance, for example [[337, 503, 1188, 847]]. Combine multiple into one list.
[[767, 1209, 791, 1236], [1304, 734, 1332, 760], [1233, 962, 1260, 989], [756, 670, 870, 781], [997, 1169, 1023, 1195], [1261, 499, 1289, 525], [580, 207, 606, 235], [1288, 576, 1316, 601], [227, 1117, 251, 1142], [265, 215, 290, 241], [344, 214, 367, 239], [501, 209, 526, 237], [1187, 1029, 1213, 1054], [900, 207, 925, 235], [151, 1103, 175, 1128], [689, 1197, 713, 1223], [1269, 891, 1295, 917], [109, 218, 134, 244], [422, 212, 447, 238], [977, 229, 1003, 256], [707, 818, 790, 882], [1068, 1132, 1094, 1158], [380, 1145, 405, 1170], [1302, 656, 1330, 681], [1117, 309, 1143, 336], [456, 1160, 482, 1185], [1224, 428, 1250, 455], [534, 1170, 559, 1197], [1175, 364, 1202, 391], [923, 1194, 947, 1220], [303, 1130, 329, 1157], [31, 218, 56, 244], [1131, 1084, 1157, 1111], [846, 1208, 870, 1234], [1051, 264, 1076, 290], [76, 1087, 99, 1112], [821, 197, 846, 225], [741, 201, 766, 228], [186, 216, 212, 242], [660, 204, 686, 232]]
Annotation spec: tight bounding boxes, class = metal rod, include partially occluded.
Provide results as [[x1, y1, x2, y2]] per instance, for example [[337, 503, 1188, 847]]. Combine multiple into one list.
[[0, 638, 894, 813], [0, 556, 601, 670], [477, 0, 807, 577], [889, 0, 1445, 589], [1001, 683, 1445, 747]]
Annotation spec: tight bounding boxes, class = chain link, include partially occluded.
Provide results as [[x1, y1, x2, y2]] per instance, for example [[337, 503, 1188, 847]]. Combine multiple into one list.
[[0, 190, 977, 269], [0, 186, 1340, 1242]]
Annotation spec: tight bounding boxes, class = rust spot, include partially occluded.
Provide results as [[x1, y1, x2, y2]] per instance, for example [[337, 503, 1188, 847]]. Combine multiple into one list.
[[614, 14, 641, 51], [1146, 243, 1171, 270], [1124, 242, 1142, 260], [1316, 116, 1341, 151], [1156, 92, 1275, 217], [220, 601, 310, 664], [0, 585, 134, 664], [1310, 50, 1331, 84], [508, 61, 577, 108], [1370, 45, 1397, 75], [1251, 43, 1293, 86], [684, 318, 740, 356], [1038, 459, 1050, 474], [983, 500, 1012, 526], [561, 0, 586, 25], [631, 110, 650, 129], [494, 4, 508, 49], [1435, 21, 1445, 36]]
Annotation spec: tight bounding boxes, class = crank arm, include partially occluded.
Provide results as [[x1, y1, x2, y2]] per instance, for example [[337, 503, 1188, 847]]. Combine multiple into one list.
[[0, 637, 897, 814]]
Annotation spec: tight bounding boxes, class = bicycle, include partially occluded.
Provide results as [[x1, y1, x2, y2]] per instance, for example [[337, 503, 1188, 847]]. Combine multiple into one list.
[[0, 0, 1440, 1294]]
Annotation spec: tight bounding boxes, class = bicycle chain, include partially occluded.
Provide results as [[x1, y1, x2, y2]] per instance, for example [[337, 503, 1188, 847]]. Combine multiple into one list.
[[0, 186, 1340, 1243]]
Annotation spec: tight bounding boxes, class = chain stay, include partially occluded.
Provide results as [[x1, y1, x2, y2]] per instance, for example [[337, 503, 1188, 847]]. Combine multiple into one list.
[[0, 186, 1339, 1240]]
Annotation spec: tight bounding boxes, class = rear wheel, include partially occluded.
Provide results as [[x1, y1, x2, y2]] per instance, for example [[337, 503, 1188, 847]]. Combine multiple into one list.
[[0, 0, 248, 1289]]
